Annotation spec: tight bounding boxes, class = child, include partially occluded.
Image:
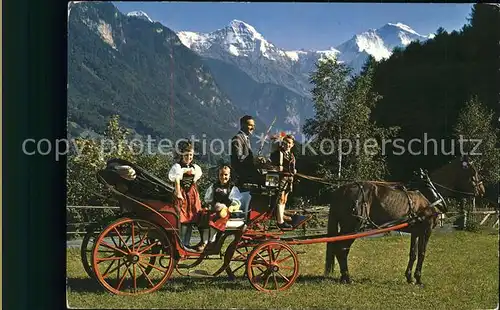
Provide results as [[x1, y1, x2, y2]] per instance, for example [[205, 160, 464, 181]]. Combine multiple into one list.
[[270, 134, 303, 230], [168, 141, 203, 248], [199, 165, 242, 251]]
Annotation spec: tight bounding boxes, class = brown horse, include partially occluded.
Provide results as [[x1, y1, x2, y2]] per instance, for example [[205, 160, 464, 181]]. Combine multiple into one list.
[[324, 157, 485, 286], [430, 156, 485, 198]]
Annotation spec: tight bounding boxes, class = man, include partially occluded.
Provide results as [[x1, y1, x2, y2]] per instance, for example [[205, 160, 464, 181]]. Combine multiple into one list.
[[230, 115, 260, 219]]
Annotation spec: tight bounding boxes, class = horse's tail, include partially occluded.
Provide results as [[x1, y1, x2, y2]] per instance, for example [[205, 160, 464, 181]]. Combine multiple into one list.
[[324, 201, 339, 277]]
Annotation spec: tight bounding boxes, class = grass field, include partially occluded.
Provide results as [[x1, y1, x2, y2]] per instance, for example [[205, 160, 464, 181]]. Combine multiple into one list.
[[67, 229, 498, 309]]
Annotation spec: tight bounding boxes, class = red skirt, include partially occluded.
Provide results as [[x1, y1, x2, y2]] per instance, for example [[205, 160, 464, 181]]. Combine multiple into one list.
[[198, 209, 230, 232], [175, 184, 202, 224]]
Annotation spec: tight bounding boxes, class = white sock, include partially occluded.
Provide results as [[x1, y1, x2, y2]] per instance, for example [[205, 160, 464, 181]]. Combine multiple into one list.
[[277, 204, 285, 224]]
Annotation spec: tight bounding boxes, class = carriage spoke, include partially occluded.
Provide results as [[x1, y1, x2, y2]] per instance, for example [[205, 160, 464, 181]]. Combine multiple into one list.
[[96, 256, 123, 263], [101, 258, 117, 278], [231, 263, 245, 274], [256, 253, 271, 266], [140, 253, 169, 258], [102, 259, 125, 279], [135, 227, 150, 251], [131, 222, 135, 251], [273, 273, 279, 290], [137, 241, 158, 254], [95, 250, 115, 254], [137, 263, 155, 288], [273, 247, 283, 262], [142, 261, 168, 273], [276, 270, 290, 283], [100, 241, 129, 256], [262, 270, 272, 289], [275, 254, 294, 265], [116, 259, 121, 283], [113, 227, 131, 252], [267, 246, 274, 263], [115, 262, 131, 291]]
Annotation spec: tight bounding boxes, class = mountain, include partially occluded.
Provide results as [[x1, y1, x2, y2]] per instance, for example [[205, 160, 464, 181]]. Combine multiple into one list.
[[178, 20, 313, 98], [177, 20, 433, 94], [176, 20, 432, 136], [67, 1, 245, 142], [201, 57, 314, 135], [335, 22, 433, 72], [126, 10, 154, 23]]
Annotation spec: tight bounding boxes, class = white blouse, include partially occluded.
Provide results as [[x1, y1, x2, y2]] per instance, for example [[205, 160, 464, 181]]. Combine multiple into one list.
[[168, 163, 202, 183], [204, 184, 242, 208]]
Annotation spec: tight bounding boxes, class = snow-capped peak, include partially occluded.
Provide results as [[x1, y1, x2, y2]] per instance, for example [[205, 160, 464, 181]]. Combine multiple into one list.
[[285, 50, 308, 61], [228, 19, 265, 41], [127, 11, 153, 23], [387, 22, 420, 36], [177, 31, 208, 49], [317, 47, 341, 55]]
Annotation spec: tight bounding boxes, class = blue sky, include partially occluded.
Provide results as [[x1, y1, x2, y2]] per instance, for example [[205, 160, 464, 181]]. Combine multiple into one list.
[[113, 2, 473, 50]]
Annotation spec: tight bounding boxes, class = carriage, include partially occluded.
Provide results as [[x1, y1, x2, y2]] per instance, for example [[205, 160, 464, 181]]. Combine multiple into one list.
[[80, 157, 480, 295]]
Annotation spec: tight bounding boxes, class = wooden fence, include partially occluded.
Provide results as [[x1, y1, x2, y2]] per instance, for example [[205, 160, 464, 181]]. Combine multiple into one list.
[[66, 205, 499, 237]]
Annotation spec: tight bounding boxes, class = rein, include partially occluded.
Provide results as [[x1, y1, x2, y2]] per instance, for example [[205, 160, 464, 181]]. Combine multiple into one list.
[[297, 173, 485, 200], [431, 181, 477, 197], [295, 172, 404, 187]]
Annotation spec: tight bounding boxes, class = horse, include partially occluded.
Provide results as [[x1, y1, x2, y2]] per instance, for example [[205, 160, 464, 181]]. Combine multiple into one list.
[[430, 156, 485, 198], [324, 157, 485, 286]]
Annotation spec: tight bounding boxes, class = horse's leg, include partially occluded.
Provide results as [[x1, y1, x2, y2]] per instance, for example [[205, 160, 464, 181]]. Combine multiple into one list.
[[324, 213, 339, 277], [336, 239, 355, 284], [414, 226, 432, 286], [405, 232, 418, 283]]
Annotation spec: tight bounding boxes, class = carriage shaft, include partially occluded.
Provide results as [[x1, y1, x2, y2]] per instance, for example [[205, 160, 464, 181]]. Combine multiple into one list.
[[282, 222, 409, 245]]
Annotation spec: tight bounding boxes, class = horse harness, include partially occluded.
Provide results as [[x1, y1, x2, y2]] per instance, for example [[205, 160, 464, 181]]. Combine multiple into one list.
[[352, 182, 418, 231]]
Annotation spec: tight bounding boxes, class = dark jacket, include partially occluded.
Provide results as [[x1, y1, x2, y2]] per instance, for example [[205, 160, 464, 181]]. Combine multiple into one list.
[[270, 148, 296, 174], [231, 131, 258, 186]]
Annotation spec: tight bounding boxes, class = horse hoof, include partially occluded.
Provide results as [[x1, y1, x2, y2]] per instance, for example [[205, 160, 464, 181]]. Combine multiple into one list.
[[340, 277, 352, 284], [405, 274, 413, 283]]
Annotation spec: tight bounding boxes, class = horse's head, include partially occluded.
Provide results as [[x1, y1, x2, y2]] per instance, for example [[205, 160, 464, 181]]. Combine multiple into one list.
[[458, 156, 486, 197], [411, 168, 448, 213], [429, 156, 486, 198]]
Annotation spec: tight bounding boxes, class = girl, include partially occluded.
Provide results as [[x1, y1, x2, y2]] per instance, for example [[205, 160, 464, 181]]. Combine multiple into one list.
[[199, 165, 242, 251], [168, 141, 203, 248]]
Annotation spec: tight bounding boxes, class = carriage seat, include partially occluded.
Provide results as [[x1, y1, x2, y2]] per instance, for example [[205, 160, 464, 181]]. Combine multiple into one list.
[[225, 218, 245, 230]]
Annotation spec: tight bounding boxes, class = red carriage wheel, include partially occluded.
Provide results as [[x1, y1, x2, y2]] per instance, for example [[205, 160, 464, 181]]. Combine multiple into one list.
[[81, 215, 121, 279], [92, 217, 175, 295], [246, 240, 299, 292]]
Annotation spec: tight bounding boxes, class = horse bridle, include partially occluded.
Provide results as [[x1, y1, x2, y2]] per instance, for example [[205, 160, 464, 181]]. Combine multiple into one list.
[[420, 170, 447, 213]]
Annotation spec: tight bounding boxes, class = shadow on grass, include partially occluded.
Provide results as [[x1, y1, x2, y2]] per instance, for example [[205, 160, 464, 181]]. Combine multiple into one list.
[[67, 274, 416, 294], [67, 275, 251, 293], [295, 275, 417, 287]]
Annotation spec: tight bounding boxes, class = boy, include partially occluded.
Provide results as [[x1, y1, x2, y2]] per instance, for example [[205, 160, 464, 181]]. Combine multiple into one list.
[[270, 134, 308, 230]]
